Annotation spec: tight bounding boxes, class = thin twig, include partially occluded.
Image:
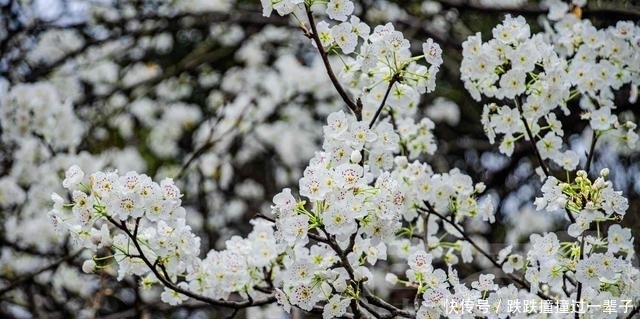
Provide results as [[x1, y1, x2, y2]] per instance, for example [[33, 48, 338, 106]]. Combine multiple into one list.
[[106, 216, 275, 308], [515, 101, 549, 177], [584, 130, 598, 175], [0, 250, 83, 296], [363, 287, 413, 318], [368, 75, 399, 129], [574, 235, 586, 319], [625, 304, 640, 319], [419, 202, 554, 301], [305, 7, 361, 120]]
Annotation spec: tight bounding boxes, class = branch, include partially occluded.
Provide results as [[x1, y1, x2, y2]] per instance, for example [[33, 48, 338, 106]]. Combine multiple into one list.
[[419, 202, 554, 301], [176, 104, 244, 179], [106, 216, 275, 309], [574, 235, 586, 319], [95, 300, 213, 319], [368, 74, 399, 129], [515, 100, 550, 177], [304, 6, 361, 120], [362, 287, 413, 318], [584, 130, 599, 175], [315, 227, 367, 319], [626, 304, 640, 319], [0, 249, 83, 296]]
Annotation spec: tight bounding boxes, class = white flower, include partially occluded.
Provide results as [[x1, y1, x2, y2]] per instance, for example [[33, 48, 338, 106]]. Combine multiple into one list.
[[62, 165, 85, 189], [273, 0, 303, 16], [91, 171, 118, 199], [260, 0, 273, 17], [322, 204, 357, 236], [109, 192, 143, 221], [299, 170, 328, 201], [334, 163, 363, 188], [502, 254, 524, 273], [575, 256, 602, 288], [274, 288, 292, 313], [364, 242, 387, 265], [589, 106, 617, 131], [348, 121, 377, 149], [287, 261, 317, 285], [326, 0, 354, 22], [534, 176, 567, 212], [368, 150, 393, 176], [277, 214, 310, 245], [613, 21, 635, 39], [160, 178, 181, 203], [497, 245, 513, 263], [316, 20, 334, 49], [472, 274, 498, 291], [422, 38, 443, 68], [607, 224, 633, 253], [601, 186, 629, 216], [499, 134, 516, 156], [353, 265, 372, 281], [551, 149, 579, 171], [498, 68, 527, 98], [160, 284, 189, 305], [545, 0, 569, 20], [408, 250, 433, 271], [323, 295, 350, 319], [71, 190, 93, 227], [272, 188, 297, 215], [324, 110, 350, 138], [506, 40, 539, 72], [119, 171, 148, 194], [536, 132, 562, 160], [492, 105, 522, 136], [492, 15, 530, 44], [331, 22, 358, 54], [287, 284, 321, 311], [459, 241, 473, 263], [527, 232, 560, 262], [349, 15, 370, 39]]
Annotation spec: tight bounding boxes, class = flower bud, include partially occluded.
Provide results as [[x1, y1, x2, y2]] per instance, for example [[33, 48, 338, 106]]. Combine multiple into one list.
[[82, 259, 96, 273], [350, 150, 362, 163], [385, 273, 398, 284]]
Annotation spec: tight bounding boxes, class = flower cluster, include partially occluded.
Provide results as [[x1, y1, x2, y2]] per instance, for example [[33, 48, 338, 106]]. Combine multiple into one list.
[[50, 167, 200, 279], [49, 166, 279, 305], [269, 99, 496, 316], [340, 23, 442, 124], [270, 113, 410, 315], [254, 12, 449, 316], [185, 219, 277, 303], [517, 228, 640, 310], [463, 15, 639, 168], [491, 168, 640, 312], [535, 169, 628, 237], [264, 0, 442, 126]]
